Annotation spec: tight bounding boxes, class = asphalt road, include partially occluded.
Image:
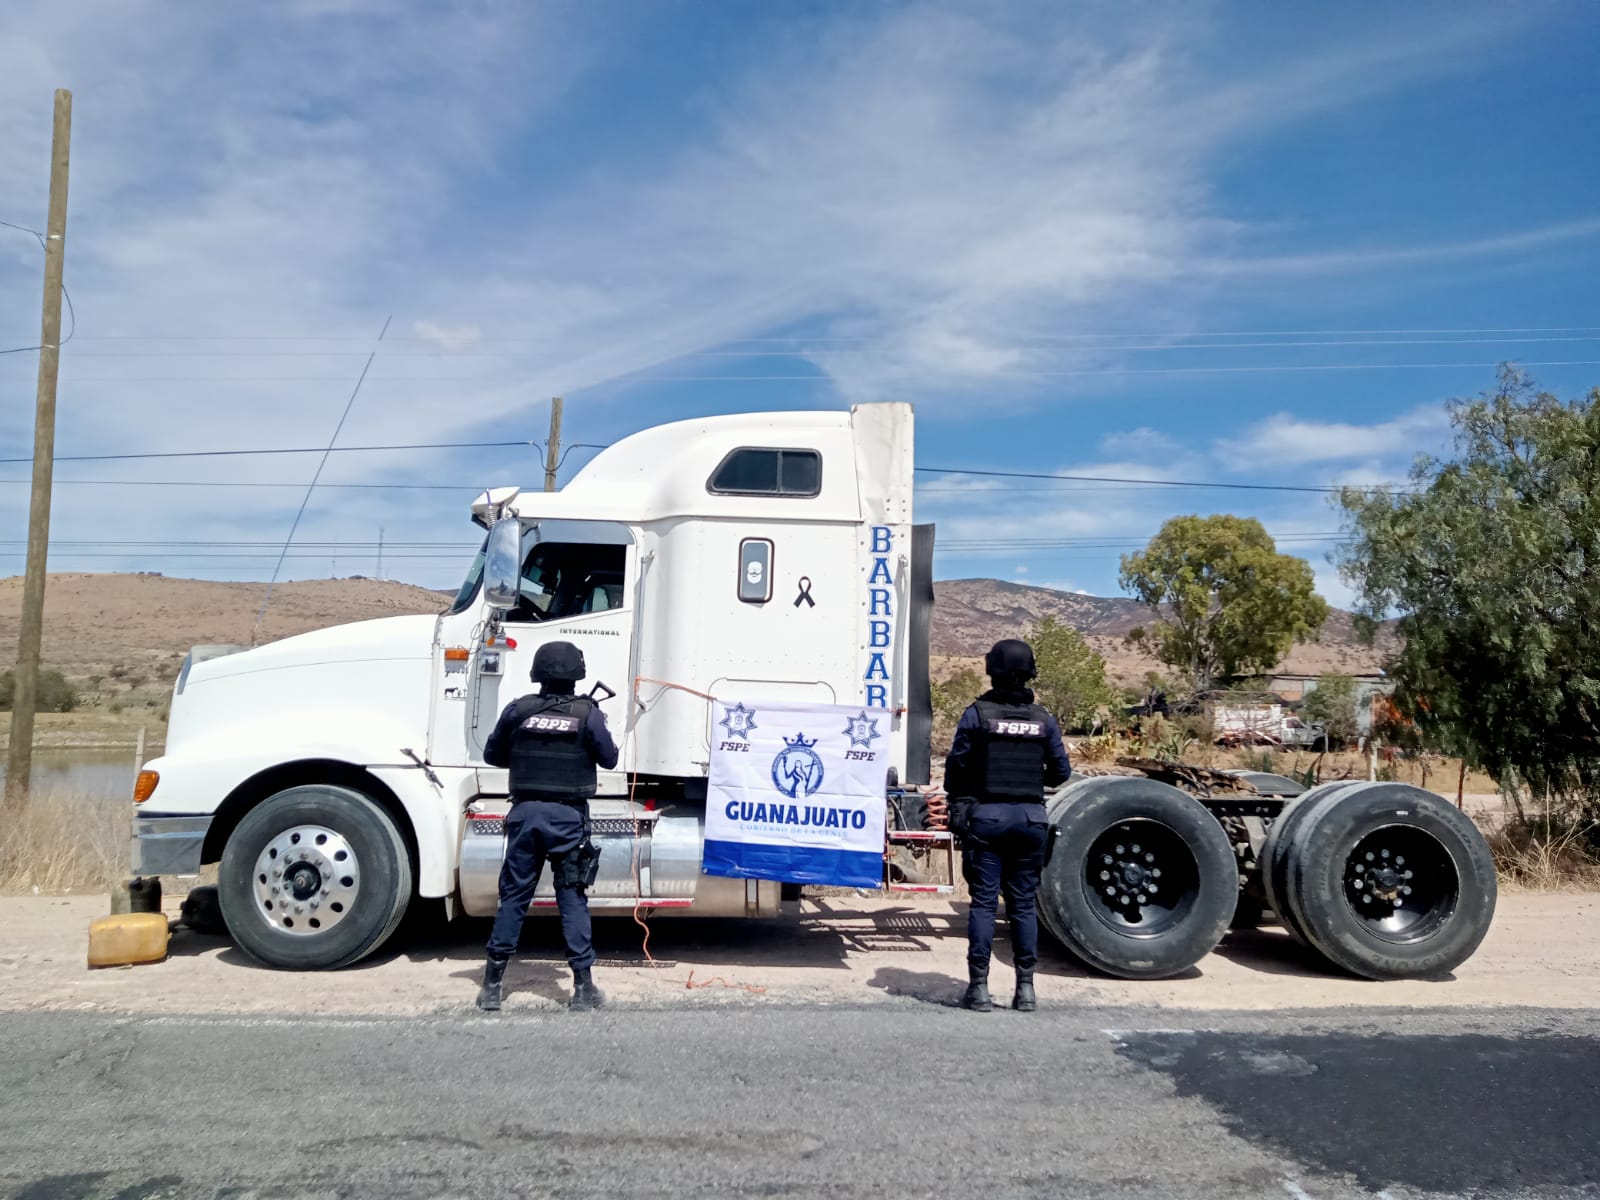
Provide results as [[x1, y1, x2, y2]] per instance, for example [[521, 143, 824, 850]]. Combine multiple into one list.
[[2, 1004, 1596, 1200]]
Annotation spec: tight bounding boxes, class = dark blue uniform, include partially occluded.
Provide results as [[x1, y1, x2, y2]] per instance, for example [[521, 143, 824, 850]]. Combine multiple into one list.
[[945, 692, 1072, 977], [483, 695, 618, 966]]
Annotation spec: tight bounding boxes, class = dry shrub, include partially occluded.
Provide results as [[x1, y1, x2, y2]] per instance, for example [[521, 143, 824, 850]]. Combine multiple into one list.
[[1072, 733, 1122, 764], [0, 786, 128, 893], [1486, 818, 1600, 892]]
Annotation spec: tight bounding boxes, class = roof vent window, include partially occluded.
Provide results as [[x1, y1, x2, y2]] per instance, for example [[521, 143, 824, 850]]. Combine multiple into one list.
[[708, 448, 822, 497]]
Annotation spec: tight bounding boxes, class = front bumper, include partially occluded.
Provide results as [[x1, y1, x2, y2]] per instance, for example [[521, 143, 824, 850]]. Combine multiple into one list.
[[130, 812, 213, 876]]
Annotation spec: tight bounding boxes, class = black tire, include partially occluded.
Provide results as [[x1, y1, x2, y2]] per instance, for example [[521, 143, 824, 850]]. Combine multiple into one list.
[[1040, 777, 1239, 980], [1261, 781, 1367, 944], [178, 885, 228, 936], [218, 784, 413, 970], [1285, 783, 1497, 980]]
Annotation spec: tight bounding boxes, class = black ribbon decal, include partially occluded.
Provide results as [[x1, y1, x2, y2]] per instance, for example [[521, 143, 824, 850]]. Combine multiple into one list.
[[794, 576, 815, 608]]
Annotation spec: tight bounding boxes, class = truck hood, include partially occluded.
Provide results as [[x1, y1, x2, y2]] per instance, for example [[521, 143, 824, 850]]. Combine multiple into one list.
[[186, 614, 438, 687]]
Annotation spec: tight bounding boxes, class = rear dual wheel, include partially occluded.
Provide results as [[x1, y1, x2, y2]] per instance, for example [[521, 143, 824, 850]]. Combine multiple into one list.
[[1281, 783, 1496, 980], [1261, 780, 1367, 945], [1040, 778, 1239, 980]]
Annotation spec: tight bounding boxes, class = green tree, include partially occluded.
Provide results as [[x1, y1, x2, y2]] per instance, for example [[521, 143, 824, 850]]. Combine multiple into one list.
[[931, 666, 983, 750], [1029, 615, 1115, 732], [1119, 515, 1329, 692], [1301, 673, 1361, 747], [0, 669, 79, 713], [1339, 367, 1600, 809]]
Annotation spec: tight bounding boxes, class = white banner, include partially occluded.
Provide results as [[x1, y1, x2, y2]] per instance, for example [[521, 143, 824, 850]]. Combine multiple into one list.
[[703, 699, 890, 888]]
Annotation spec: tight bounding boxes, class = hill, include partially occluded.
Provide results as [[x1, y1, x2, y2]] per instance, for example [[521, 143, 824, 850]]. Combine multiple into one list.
[[0, 572, 1395, 711], [932, 577, 1396, 685], [0, 574, 451, 710]]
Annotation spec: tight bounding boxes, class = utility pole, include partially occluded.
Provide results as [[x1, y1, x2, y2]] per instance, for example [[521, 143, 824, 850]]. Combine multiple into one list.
[[544, 396, 563, 492], [5, 89, 72, 815], [376, 526, 384, 581]]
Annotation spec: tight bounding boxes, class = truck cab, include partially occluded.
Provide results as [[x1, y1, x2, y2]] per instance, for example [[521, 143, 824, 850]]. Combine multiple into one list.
[[131, 403, 935, 969]]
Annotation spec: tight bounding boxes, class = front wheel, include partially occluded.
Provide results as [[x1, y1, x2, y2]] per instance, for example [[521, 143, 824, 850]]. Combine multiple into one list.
[[218, 784, 413, 969]]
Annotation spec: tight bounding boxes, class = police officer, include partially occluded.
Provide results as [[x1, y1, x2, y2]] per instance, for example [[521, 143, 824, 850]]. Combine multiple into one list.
[[477, 641, 618, 1013], [943, 638, 1072, 1012]]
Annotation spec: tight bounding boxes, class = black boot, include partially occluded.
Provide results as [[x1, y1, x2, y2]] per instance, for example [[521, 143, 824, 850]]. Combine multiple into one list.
[[477, 956, 508, 1012], [569, 966, 606, 1012], [961, 967, 992, 1012], [1012, 971, 1037, 1012]]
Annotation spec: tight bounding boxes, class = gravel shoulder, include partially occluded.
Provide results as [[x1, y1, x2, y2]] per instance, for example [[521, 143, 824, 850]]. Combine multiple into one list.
[[1, 891, 1595, 1016]]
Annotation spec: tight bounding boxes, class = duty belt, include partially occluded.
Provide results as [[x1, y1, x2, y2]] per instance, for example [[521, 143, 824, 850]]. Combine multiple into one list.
[[509, 795, 589, 809]]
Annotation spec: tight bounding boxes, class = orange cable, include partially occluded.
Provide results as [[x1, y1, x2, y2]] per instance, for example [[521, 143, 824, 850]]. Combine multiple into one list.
[[685, 969, 767, 994], [625, 675, 725, 966], [621, 676, 776, 995]]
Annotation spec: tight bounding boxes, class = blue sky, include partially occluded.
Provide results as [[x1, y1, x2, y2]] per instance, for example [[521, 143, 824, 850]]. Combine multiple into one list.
[[1, 1, 1597, 608]]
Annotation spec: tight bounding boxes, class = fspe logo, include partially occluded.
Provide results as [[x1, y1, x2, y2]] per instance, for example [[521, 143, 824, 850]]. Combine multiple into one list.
[[844, 709, 881, 762], [771, 733, 825, 799], [864, 525, 894, 708]]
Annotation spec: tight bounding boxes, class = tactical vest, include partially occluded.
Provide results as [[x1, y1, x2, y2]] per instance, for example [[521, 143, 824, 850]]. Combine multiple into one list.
[[508, 694, 597, 803], [971, 699, 1049, 801]]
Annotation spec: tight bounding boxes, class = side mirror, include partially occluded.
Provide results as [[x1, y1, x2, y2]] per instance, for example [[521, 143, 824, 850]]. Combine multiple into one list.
[[483, 517, 522, 611]]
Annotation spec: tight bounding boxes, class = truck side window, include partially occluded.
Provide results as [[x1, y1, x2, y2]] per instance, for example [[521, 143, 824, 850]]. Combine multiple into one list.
[[509, 542, 626, 623], [707, 447, 822, 497]]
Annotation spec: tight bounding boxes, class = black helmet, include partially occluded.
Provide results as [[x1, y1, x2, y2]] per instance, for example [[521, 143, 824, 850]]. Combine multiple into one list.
[[531, 641, 586, 684], [984, 638, 1036, 680]]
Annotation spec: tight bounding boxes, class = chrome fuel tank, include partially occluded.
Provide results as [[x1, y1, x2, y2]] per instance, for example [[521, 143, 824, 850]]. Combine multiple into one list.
[[458, 799, 780, 918]]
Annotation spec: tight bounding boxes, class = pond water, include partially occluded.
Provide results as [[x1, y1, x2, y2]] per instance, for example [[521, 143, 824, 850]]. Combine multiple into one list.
[[0, 750, 141, 802]]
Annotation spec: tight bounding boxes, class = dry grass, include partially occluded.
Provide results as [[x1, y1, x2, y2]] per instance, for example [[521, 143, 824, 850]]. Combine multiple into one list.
[[1487, 819, 1600, 892], [0, 787, 129, 894]]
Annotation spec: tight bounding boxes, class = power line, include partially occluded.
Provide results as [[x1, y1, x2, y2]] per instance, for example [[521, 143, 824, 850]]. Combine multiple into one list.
[[589, 361, 1600, 382], [255, 316, 392, 640], [37, 335, 1600, 358], [0, 539, 474, 548], [0, 439, 547, 465], [0, 477, 488, 491], [54, 324, 1600, 342], [32, 359, 1600, 384], [0, 552, 469, 561], [914, 466, 1348, 494], [0, 459, 1376, 496], [0, 217, 76, 355]]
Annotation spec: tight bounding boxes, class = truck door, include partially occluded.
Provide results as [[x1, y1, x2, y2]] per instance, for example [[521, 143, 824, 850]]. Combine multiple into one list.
[[449, 519, 636, 784]]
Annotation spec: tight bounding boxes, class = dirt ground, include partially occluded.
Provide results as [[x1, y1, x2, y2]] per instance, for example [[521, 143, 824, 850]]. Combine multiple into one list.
[[2, 892, 1593, 1017]]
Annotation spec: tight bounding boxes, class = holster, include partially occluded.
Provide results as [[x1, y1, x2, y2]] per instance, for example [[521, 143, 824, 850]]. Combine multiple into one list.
[[553, 839, 602, 891], [948, 796, 977, 841], [1044, 825, 1062, 867]]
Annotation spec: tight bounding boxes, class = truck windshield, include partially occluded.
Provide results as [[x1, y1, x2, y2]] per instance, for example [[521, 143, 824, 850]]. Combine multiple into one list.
[[447, 537, 487, 615]]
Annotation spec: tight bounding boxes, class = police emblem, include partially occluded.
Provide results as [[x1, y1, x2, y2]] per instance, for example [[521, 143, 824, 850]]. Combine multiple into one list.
[[843, 710, 880, 749], [719, 702, 758, 741], [770, 733, 825, 799]]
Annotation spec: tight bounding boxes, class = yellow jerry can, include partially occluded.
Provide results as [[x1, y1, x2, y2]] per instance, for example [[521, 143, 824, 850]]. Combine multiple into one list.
[[87, 912, 170, 968]]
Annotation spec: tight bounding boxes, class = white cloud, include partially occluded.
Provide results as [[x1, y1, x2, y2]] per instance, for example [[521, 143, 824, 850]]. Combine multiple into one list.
[[412, 322, 483, 352], [1219, 405, 1450, 468], [0, 2, 1549, 588], [1099, 427, 1181, 457]]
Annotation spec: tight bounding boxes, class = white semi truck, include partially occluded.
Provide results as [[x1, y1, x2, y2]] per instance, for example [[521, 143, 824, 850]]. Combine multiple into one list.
[[130, 402, 1498, 981]]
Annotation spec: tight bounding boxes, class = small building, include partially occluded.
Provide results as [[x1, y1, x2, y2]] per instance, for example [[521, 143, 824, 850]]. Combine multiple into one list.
[[1257, 672, 1394, 737]]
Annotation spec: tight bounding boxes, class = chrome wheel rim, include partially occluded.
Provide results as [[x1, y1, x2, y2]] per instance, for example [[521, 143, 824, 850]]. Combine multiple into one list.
[[251, 824, 360, 936]]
